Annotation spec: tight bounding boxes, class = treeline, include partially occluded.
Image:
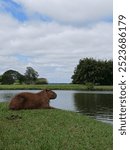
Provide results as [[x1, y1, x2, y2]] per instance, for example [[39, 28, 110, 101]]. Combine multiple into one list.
[[0, 67, 48, 85], [71, 58, 113, 85]]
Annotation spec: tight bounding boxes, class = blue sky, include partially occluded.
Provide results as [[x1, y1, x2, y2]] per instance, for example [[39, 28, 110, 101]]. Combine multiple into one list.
[[0, 0, 113, 83], [0, 0, 28, 21], [1, 0, 113, 23]]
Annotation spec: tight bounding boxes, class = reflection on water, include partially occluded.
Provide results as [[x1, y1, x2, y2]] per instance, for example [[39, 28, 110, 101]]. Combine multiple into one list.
[[74, 93, 113, 124], [0, 90, 113, 124]]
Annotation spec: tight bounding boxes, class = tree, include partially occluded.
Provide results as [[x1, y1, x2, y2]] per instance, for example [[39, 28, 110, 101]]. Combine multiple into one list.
[[1, 70, 23, 84], [24, 67, 39, 84], [0, 75, 2, 84], [71, 58, 113, 85], [71, 58, 97, 84], [18, 74, 26, 84]]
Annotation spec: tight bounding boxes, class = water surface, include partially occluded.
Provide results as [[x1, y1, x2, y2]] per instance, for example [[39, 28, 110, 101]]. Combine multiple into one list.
[[0, 90, 113, 124]]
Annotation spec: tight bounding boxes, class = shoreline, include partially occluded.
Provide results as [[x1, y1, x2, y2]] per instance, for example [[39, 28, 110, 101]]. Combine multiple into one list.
[[0, 84, 113, 91]]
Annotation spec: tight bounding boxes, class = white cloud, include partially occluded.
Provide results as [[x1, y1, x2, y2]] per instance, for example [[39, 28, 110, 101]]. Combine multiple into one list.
[[0, 1, 112, 83], [14, 0, 112, 23]]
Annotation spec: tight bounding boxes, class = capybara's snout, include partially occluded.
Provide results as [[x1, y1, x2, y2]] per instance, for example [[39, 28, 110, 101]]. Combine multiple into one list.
[[46, 90, 57, 99]]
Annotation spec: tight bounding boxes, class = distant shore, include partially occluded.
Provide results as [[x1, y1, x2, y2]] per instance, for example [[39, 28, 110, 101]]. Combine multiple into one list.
[[0, 84, 113, 91]]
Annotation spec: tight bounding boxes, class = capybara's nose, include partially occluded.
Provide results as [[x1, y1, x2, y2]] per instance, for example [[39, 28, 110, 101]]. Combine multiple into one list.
[[53, 93, 57, 99], [55, 93, 57, 98]]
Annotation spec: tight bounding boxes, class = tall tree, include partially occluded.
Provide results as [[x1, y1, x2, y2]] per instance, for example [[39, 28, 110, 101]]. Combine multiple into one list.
[[71, 58, 113, 85], [24, 67, 39, 84]]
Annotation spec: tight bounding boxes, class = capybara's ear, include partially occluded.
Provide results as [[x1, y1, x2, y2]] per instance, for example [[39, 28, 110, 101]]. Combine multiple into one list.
[[45, 89, 50, 92]]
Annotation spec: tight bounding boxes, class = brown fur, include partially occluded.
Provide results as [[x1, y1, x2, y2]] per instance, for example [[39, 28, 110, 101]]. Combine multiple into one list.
[[9, 89, 57, 110]]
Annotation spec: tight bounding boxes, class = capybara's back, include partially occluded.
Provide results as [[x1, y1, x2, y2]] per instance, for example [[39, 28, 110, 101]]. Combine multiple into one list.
[[9, 89, 57, 110]]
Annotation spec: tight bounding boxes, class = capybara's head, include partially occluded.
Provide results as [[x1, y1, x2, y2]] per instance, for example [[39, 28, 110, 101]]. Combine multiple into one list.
[[45, 89, 57, 99]]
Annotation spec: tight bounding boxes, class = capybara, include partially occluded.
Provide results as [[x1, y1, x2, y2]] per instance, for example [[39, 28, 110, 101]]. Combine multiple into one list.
[[9, 89, 57, 110]]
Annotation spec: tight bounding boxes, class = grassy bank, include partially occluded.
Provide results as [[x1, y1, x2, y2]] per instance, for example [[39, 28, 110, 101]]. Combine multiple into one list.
[[0, 84, 113, 91], [0, 102, 112, 150]]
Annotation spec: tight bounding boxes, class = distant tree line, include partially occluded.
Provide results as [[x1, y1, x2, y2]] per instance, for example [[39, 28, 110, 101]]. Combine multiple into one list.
[[71, 58, 113, 85], [0, 67, 48, 85]]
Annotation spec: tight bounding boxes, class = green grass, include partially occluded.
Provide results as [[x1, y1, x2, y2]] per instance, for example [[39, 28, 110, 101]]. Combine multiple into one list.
[[0, 84, 113, 91], [0, 102, 112, 150]]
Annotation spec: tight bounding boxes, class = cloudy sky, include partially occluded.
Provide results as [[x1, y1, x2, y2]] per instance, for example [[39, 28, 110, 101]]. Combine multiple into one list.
[[0, 0, 113, 83]]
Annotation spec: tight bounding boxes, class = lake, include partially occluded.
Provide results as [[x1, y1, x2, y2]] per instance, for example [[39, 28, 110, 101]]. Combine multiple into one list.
[[0, 90, 113, 124]]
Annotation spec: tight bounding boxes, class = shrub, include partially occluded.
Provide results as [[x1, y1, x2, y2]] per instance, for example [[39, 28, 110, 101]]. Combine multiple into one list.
[[35, 78, 48, 85]]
